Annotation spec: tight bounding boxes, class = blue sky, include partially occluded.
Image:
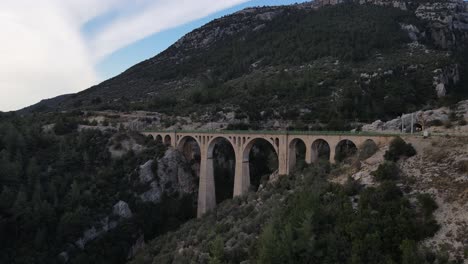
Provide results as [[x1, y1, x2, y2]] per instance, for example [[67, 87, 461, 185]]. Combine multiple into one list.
[[0, 0, 310, 111], [94, 0, 310, 80]]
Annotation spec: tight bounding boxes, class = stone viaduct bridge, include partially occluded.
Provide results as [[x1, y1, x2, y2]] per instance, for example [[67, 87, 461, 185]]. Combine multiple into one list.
[[142, 130, 397, 217]]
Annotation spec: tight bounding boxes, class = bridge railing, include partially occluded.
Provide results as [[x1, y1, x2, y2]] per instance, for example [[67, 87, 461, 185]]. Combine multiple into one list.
[[141, 129, 417, 137]]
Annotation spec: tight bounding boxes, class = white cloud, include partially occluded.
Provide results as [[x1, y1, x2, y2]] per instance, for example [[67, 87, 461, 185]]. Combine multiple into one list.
[[0, 0, 250, 111], [0, 0, 97, 111], [90, 0, 251, 59]]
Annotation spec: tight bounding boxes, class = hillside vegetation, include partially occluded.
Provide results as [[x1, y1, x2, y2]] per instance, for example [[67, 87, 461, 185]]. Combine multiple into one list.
[[131, 151, 452, 264], [0, 113, 196, 263], [25, 3, 467, 130]]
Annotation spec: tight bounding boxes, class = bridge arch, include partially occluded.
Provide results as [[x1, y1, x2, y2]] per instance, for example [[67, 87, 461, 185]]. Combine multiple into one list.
[[177, 136, 201, 164], [311, 139, 331, 163], [164, 135, 172, 146], [335, 139, 358, 163], [242, 137, 279, 191], [177, 135, 201, 151], [155, 134, 163, 143], [242, 137, 279, 160], [288, 138, 306, 172], [206, 137, 236, 204], [207, 136, 234, 158]]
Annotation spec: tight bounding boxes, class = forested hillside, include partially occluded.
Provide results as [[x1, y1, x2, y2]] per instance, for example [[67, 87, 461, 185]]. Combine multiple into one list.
[[25, 2, 468, 130], [131, 140, 458, 263], [0, 112, 196, 263], [3, 1, 468, 263]]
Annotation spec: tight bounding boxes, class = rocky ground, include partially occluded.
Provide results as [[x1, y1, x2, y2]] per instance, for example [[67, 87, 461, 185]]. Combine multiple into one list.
[[363, 99, 468, 133], [331, 134, 468, 262], [403, 136, 468, 262]]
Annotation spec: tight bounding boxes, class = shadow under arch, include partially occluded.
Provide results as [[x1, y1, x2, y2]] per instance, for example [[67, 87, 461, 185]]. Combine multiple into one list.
[[311, 139, 331, 162], [177, 136, 201, 165], [164, 135, 172, 146], [155, 135, 163, 143], [242, 138, 279, 192], [206, 137, 236, 204], [335, 139, 357, 163], [288, 138, 306, 172]]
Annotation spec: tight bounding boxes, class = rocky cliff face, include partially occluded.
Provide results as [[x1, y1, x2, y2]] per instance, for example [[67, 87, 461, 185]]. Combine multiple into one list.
[[362, 99, 468, 132], [139, 149, 198, 203], [24, 0, 468, 115], [313, 0, 468, 49], [415, 0, 468, 49]]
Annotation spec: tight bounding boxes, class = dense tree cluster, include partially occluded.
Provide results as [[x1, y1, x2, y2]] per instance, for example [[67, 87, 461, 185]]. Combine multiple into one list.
[[136, 4, 441, 127], [255, 167, 441, 264], [0, 113, 194, 264]]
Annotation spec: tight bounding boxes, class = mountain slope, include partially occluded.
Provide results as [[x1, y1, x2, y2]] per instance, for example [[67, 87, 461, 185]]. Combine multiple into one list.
[[24, 1, 468, 128]]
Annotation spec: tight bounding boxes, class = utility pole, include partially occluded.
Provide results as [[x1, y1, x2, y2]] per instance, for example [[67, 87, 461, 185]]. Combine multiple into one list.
[[411, 113, 414, 134], [401, 114, 404, 133]]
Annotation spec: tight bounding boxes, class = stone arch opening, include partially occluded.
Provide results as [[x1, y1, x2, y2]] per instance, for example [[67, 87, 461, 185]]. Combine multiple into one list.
[[164, 135, 172, 146], [207, 137, 236, 204], [311, 139, 331, 162], [413, 123, 423, 132], [358, 139, 378, 160], [288, 138, 306, 172], [177, 136, 201, 165], [243, 138, 278, 192], [335, 139, 358, 163], [155, 135, 163, 143]]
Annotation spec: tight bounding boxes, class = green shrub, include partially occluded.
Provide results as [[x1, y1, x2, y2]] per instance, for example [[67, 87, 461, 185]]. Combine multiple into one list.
[[54, 117, 79, 135], [384, 137, 416, 161], [254, 174, 440, 264], [456, 160, 468, 173], [416, 193, 438, 218], [343, 176, 362, 196], [371, 161, 400, 181]]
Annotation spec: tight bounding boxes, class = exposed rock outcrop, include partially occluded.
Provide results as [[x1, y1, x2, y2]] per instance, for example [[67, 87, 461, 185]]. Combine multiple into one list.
[[74, 217, 119, 250], [362, 99, 468, 132], [113, 201, 133, 219], [314, 0, 468, 49], [127, 235, 146, 260], [139, 149, 198, 203], [433, 64, 460, 97]]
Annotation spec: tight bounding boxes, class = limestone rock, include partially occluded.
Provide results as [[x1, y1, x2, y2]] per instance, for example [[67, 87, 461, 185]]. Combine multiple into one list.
[[363, 100, 468, 132], [140, 149, 197, 203], [127, 235, 145, 259], [58, 252, 69, 263], [400, 23, 422, 41], [139, 160, 155, 184], [74, 217, 118, 249], [113, 201, 133, 219]]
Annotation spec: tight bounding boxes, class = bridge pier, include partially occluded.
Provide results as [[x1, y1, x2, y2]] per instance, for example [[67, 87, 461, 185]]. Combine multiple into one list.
[[329, 145, 336, 164], [233, 156, 250, 197], [198, 152, 216, 218], [278, 136, 289, 175], [305, 146, 313, 164]]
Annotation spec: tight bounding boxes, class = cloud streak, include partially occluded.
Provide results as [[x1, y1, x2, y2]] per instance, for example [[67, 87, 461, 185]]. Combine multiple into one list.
[[89, 0, 251, 59], [0, 0, 97, 111], [0, 0, 250, 111]]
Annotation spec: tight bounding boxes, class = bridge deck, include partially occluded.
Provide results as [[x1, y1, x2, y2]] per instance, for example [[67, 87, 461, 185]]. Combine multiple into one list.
[[142, 129, 410, 137]]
